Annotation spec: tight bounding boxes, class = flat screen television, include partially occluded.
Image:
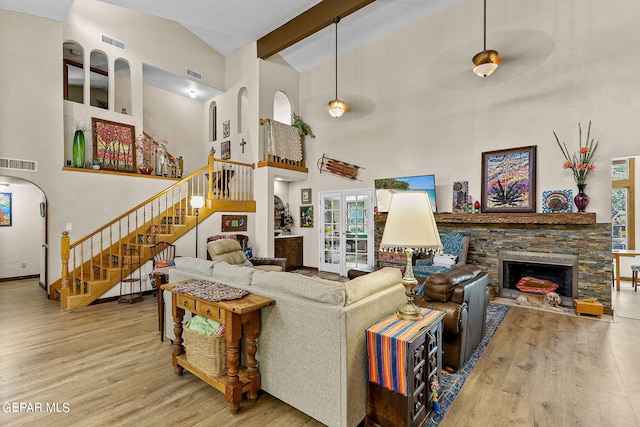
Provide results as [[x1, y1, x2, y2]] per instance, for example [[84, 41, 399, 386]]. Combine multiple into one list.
[[375, 174, 437, 213]]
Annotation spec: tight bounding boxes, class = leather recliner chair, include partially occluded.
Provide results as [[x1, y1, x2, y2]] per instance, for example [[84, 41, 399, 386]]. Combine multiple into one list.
[[415, 264, 490, 371]]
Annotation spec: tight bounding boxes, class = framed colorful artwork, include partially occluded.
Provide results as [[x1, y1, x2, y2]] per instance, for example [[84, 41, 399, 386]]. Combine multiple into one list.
[[0, 192, 12, 226], [452, 181, 469, 213], [542, 190, 573, 213], [221, 214, 247, 232], [481, 145, 536, 213], [92, 118, 136, 172], [300, 206, 313, 228]]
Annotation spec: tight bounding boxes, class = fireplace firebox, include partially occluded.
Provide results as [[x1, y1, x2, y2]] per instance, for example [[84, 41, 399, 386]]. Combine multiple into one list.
[[499, 250, 579, 307]]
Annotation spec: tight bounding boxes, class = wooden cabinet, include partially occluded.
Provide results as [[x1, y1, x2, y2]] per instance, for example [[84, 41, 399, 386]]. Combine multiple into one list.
[[366, 312, 444, 427], [274, 236, 303, 271]]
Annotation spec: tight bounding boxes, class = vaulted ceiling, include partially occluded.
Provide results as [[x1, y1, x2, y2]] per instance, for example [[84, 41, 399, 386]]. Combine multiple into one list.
[[0, 0, 461, 72]]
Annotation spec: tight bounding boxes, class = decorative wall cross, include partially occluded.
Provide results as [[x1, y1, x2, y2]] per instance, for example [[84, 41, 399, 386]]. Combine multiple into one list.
[[240, 138, 246, 153]]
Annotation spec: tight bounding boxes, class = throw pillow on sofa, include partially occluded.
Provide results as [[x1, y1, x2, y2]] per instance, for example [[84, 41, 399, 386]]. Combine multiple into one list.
[[344, 267, 402, 305]]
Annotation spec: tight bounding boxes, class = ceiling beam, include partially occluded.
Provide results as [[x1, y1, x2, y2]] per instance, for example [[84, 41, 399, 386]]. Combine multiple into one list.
[[257, 0, 376, 60]]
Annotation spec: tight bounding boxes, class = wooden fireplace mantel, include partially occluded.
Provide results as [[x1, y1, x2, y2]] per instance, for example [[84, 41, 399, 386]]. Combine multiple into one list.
[[375, 212, 596, 225]]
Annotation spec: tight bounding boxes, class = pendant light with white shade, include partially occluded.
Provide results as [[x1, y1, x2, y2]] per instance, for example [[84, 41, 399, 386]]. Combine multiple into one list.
[[472, 0, 501, 77]]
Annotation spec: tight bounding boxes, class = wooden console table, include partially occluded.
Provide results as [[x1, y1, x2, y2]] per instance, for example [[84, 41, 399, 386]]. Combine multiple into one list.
[[162, 281, 275, 414]]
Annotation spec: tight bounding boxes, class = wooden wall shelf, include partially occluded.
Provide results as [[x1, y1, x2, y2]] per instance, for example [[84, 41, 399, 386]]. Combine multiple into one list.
[[63, 167, 179, 181], [375, 212, 596, 225]]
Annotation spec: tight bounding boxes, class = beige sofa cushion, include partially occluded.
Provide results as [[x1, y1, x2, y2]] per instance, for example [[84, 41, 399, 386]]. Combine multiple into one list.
[[251, 270, 346, 305], [173, 257, 215, 277], [344, 267, 402, 305], [211, 261, 254, 286]]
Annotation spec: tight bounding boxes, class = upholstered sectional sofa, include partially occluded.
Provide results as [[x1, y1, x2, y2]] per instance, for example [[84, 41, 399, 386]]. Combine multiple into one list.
[[164, 257, 406, 427]]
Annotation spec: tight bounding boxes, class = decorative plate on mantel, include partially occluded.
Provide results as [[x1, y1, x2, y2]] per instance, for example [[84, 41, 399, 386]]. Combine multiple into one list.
[[542, 190, 573, 213]]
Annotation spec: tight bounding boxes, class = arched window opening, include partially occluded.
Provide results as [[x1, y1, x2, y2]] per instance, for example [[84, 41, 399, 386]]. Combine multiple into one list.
[[237, 87, 248, 134], [89, 50, 109, 109], [114, 59, 131, 115], [209, 101, 217, 142], [273, 91, 292, 124], [63, 42, 84, 103]]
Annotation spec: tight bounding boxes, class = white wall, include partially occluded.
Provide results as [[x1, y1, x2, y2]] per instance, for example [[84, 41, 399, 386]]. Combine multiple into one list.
[[286, 0, 640, 266], [0, 3, 224, 288], [3, 0, 640, 282]]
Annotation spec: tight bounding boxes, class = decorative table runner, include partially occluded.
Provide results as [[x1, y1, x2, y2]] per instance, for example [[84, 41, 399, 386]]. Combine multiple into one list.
[[173, 280, 248, 302], [367, 308, 442, 396]]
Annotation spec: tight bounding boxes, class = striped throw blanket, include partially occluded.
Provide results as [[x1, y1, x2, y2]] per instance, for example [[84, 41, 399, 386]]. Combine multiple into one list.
[[367, 308, 444, 396]]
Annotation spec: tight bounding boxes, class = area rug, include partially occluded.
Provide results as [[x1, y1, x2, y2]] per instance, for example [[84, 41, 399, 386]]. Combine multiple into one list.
[[426, 303, 510, 426]]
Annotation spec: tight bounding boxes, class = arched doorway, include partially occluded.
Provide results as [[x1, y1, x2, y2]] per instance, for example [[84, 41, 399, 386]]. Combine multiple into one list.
[[0, 176, 48, 293]]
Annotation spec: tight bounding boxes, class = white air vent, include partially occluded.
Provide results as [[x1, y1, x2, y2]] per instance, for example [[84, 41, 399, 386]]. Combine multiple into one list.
[[0, 157, 37, 172], [101, 34, 126, 51], [185, 68, 203, 80]]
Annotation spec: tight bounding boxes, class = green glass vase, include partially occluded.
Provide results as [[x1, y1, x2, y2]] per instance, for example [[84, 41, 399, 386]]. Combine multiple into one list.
[[72, 130, 86, 168]]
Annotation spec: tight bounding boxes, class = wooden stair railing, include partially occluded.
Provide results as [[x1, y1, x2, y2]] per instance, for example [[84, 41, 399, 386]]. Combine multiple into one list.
[[52, 156, 256, 310]]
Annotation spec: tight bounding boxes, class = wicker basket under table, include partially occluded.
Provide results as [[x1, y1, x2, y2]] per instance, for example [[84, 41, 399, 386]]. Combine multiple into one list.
[[183, 327, 227, 377]]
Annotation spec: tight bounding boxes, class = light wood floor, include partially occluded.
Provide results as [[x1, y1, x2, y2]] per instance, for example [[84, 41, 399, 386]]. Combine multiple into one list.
[[2, 276, 640, 427], [0, 279, 323, 427], [612, 279, 640, 320]]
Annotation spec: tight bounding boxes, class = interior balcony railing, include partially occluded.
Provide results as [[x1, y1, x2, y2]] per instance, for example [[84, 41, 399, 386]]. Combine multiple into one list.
[[54, 155, 255, 309], [258, 118, 309, 173]]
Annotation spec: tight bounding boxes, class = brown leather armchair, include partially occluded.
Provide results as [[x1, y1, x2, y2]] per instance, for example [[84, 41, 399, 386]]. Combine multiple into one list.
[[415, 264, 489, 371]]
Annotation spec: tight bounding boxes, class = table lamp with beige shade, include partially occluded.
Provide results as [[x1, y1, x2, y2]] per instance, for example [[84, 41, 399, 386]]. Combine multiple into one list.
[[379, 191, 443, 320]]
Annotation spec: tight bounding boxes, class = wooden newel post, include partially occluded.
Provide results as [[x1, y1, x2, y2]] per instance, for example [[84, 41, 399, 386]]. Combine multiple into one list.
[[61, 231, 70, 291], [208, 149, 215, 201]]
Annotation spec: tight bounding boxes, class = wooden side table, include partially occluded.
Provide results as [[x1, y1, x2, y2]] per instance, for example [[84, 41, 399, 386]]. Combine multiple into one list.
[[162, 281, 274, 414], [365, 309, 445, 427]]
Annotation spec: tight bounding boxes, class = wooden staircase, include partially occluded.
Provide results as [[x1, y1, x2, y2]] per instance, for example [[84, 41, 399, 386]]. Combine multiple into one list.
[[49, 156, 256, 310]]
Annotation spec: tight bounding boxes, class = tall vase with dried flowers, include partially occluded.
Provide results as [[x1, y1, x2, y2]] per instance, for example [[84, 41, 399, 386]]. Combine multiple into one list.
[[553, 121, 599, 212], [135, 133, 156, 174]]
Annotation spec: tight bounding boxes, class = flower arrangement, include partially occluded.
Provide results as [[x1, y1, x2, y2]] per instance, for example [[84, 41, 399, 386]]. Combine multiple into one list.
[[553, 121, 599, 185]]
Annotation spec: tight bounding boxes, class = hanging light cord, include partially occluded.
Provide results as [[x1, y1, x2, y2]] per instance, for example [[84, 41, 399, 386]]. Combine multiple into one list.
[[334, 16, 340, 99], [483, 0, 488, 51]]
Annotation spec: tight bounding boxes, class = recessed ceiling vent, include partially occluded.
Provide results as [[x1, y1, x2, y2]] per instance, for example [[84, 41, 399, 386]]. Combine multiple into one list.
[[0, 157, 37, 172], [185, 68, 203, 81], [101, 34, 126, 51]]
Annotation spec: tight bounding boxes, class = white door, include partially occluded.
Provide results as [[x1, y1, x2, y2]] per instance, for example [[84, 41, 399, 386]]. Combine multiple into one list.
[[319, 192, 342, 274], [319, 189, 375, 275]]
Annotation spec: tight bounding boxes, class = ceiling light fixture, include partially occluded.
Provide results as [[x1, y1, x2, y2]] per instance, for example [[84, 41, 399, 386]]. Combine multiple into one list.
[[472, 0, 501, 77], [328, 17, 348, 118], [189, 90, 196, 99]]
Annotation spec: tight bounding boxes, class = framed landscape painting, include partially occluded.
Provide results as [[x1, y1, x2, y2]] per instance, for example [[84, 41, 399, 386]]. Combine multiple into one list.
[[481, 145, 536, 213], [92, 118, 136, 172]]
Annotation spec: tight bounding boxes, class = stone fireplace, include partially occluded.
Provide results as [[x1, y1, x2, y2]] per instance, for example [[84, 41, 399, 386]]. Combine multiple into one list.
[[499, 250, 579, 307], [374, 212, 613, 314]]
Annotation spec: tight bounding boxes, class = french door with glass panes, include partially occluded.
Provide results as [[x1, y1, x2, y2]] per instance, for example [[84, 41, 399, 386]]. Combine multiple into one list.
[[318, 189, 374, 275]]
